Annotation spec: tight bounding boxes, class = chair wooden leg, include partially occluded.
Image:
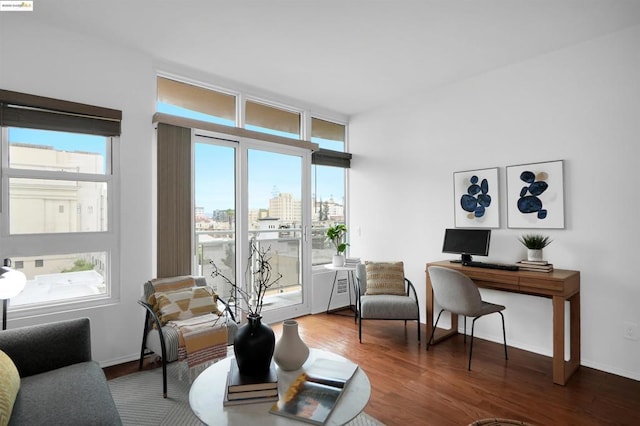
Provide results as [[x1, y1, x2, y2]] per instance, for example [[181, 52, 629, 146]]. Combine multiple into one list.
[[358, 315, 362, 343]]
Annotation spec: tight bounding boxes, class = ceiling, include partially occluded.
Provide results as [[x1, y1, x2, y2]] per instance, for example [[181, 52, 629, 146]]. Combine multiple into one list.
[[27, 0, 640, 116]]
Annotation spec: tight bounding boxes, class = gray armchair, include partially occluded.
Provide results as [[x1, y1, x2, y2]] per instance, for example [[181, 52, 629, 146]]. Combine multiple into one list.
[[355, 262, 421, 343], [139, 275, 238, 398]]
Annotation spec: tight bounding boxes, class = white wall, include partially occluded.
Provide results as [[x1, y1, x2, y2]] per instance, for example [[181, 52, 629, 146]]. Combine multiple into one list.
[[349, 25, 640, 380], [1, 15, 155, 365]]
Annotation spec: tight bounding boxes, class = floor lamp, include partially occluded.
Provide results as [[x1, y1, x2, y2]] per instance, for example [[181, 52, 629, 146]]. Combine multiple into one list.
[[0, 266, 27, 330]]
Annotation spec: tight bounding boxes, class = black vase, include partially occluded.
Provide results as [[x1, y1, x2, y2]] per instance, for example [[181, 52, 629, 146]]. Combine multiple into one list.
[[233, 314, 275, 377]]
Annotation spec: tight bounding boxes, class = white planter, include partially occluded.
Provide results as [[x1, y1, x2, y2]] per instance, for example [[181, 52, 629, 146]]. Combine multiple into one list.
[[332, 254, 345, 267], [273, 320, 309, 371], [527, 249, 544, 262]]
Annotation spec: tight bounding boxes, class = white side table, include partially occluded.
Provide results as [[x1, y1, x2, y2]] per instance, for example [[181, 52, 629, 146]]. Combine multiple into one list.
[[189, 348, 371, 426], [323, 264, 358, 318]]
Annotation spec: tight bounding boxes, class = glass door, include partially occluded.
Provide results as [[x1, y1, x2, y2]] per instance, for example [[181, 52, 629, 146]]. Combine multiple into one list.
[[245, 143, 310, 323], [194, 132, 311, 324], [194, 136, 238, 302]]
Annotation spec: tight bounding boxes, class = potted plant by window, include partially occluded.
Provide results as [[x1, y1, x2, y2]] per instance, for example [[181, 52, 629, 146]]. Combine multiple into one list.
[[326, 224, 349, 267], [518, 234, 552, 262]]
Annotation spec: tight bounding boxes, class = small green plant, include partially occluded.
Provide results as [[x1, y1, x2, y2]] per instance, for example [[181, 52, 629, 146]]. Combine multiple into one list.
[[61, 259, 94, 273], [326, 224, 349, 255], [518, 234, 552, 250]]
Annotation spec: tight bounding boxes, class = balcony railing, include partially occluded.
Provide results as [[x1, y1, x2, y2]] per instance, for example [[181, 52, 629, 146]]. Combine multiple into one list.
[[195, 227, 335, 313]]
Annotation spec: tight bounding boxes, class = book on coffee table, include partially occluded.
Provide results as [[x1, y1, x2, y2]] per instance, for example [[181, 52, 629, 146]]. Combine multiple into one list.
[[226, 358, 278, 392], [223, 358, 279, 406], [223, 380, 279, 406], [269, 358, 358, 425]]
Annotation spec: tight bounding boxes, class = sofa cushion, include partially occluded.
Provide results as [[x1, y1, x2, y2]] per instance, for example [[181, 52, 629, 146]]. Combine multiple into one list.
[[11, 361, 121, 426], [0, 350, 19, 426], [365, 261, 406, 295]]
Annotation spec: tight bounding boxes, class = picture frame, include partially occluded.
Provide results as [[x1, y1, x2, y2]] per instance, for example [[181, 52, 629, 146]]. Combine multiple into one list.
[[453, 167, 500, 228], [506, 160, 565, 229]]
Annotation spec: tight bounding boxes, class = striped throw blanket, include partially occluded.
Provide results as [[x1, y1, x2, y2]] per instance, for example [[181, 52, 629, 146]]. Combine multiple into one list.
[[168, 314, 228, 379], [148, 276, 229, 380]]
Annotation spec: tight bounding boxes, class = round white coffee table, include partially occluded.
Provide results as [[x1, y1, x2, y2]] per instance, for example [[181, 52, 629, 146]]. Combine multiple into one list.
[[189, 348, 371, 425]]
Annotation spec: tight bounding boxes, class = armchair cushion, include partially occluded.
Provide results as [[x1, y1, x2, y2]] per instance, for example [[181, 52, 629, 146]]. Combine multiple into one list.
[[151, 286, 222, 325], [360, 294, 420, 319], [0, 350, 19, 425], [365, 261, 406, 295]]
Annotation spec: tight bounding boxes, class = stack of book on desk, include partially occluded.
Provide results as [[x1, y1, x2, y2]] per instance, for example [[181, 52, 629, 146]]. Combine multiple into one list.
[[516, 260, 554, 273], [223, 359, 279, 406], [345, 257, 361, 266], [270, 358, 358, 425]]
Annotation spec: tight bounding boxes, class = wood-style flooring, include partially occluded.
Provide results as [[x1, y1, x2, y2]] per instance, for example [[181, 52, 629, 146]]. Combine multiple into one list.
[[105, 311, 640, 425]]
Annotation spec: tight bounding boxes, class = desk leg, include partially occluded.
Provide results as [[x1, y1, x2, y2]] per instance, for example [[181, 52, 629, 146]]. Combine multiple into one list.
[[427, 271, 458, 344], [552, 293, 581, 385]]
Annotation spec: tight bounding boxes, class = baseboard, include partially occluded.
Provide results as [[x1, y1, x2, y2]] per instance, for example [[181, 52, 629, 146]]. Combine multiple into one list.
[[99, 353, 142, 368]]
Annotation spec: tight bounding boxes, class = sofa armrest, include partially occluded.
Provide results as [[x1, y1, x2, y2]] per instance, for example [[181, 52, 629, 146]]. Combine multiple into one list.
[[0, 317, 92, 378]]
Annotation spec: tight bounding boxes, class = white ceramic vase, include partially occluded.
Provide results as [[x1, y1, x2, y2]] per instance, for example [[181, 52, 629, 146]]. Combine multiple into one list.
[[332, 254, 345, 267], [527, 249, 544, 262], [273, 319, 309, 371]]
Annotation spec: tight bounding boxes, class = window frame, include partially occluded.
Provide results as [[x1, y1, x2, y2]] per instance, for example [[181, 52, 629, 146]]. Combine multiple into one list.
[[154, 74, 350, 268], [0, 95, 121, 316]]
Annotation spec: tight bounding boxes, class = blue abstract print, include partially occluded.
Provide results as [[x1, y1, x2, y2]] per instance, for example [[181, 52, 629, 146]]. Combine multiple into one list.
[[517, 170, 548, 219], [460, 175, 492, 218]]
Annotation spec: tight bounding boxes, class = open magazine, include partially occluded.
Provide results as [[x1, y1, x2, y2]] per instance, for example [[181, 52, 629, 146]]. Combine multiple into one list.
[[270, 358, 358, 425]]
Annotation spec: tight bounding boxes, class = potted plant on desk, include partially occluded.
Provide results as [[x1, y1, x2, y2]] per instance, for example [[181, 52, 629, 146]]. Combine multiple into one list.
[[326, 224, 349, 267], [518, 234, 552, 262]]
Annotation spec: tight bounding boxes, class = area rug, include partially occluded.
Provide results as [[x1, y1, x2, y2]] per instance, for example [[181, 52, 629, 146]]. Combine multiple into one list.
[[108, 363, 384, 425]]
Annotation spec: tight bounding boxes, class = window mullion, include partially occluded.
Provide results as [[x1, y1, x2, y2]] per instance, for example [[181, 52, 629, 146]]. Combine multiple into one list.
[[6, 168, 111, 182]]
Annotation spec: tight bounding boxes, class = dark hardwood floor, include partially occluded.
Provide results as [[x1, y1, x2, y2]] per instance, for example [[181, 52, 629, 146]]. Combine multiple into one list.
[[105, 311, 640, 425]]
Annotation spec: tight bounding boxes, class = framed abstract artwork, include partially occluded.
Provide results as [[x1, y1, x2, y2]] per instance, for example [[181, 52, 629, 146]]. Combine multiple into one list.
[[453, 167, 499, 228], [506, 160, 565, 229]]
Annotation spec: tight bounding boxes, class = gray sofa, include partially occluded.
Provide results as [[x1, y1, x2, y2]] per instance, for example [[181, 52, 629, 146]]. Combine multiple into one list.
[[0, 318, 122, 425]]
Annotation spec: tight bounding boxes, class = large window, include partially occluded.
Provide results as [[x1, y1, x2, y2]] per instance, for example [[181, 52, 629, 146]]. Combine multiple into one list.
[[311, 118, 348, 265], [0, 90, 120, 310], [156, 76, 349, 271]]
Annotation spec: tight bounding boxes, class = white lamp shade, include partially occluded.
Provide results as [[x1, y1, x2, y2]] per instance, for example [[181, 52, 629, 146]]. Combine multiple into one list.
[[0, 267, 27, 299]]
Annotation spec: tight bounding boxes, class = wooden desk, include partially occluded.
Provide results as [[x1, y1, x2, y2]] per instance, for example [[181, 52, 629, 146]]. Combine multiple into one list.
[[426, 260, 580, 385]]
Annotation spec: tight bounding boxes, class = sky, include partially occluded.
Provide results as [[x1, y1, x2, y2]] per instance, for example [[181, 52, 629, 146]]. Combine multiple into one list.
[[9, 128, 107, 156]]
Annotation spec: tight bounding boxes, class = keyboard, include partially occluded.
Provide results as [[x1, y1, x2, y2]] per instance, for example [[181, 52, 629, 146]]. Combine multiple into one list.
[[463, 261, 519, 271]]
